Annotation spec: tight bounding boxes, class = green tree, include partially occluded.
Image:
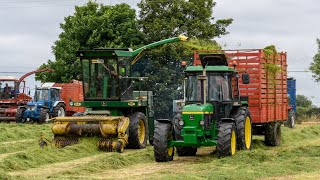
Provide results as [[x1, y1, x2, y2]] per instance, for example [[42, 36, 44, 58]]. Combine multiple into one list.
[[136, 0, 233, 118], [310, 39, 320, 81], [296, 95, 312, 108], [36, 2, 143, 82]]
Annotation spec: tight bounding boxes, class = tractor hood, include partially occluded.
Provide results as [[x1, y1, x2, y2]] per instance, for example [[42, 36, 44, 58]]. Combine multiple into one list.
[[182, 103, 214, 115], [27, 101, 45, 107]]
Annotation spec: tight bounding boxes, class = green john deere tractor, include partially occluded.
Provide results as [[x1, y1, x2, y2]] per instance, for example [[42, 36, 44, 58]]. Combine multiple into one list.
[[154, 53, 252, 162], [44, 35, 188, 152]]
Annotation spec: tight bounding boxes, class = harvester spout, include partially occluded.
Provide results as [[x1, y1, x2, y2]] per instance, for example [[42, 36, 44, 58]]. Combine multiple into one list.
[[114, 34, 188, 64], [16, 68, 55, 96]]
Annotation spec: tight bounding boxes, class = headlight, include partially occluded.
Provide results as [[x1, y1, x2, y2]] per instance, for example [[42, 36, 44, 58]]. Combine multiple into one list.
[[199, 120, 205, 126], [28, 106, 37, 111], [178, 120, 184, 126]]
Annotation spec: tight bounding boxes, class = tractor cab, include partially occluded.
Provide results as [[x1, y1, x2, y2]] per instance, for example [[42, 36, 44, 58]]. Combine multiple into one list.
[[31, 85, 61, 109], [184, 54, 246, 121], [0, 76, 25, 99], [78, 49, 133, 101]]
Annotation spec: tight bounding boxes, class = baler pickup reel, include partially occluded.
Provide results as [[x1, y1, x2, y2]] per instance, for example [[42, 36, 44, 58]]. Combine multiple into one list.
[[50, 115, 129, 152]]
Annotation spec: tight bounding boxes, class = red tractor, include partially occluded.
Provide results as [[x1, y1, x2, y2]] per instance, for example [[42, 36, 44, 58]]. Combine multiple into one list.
[[0, 68, 54, 121]]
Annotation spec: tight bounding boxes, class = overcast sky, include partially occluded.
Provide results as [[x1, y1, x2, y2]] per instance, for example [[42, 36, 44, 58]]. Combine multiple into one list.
[[0, 0, 319, 105]]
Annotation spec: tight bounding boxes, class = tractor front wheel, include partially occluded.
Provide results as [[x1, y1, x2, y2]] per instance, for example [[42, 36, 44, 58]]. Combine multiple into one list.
[[173, 113, 197, 156], [53, 103, 66, 118], [39, 109, 50, 124], [154, 121, 174, 162], [265, 121, 281, 146], [234, 107, 252, 150], [127, 112, 148, 149], [285, 109, 295, 128], [217, 122, 237, 158], [16, 108, 26, 123]]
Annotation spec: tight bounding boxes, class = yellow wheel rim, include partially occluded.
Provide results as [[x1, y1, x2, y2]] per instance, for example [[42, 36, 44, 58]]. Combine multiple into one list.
[[167, 146, 173, 156], [245, 116, 252, 149], [231, 130, 236, 155], [138, 119, 146, 144]]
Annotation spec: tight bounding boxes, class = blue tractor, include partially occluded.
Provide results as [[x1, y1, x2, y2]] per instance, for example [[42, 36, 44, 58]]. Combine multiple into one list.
[[16, 83, 66, 124]]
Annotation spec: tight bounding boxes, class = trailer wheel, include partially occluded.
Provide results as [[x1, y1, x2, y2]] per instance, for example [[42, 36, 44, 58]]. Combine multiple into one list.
[[285, 109, 295, 128], [217, 122, 237, 158], [173, 113, 197, 156], [39, 109, 50, 124], [53, 103, 66, 118], [127, 112, 148, 149], [16, 107, 26, 123], [265, 121, 281, 146], [154, 121, 174, 162], [234, 107, 252, 150]]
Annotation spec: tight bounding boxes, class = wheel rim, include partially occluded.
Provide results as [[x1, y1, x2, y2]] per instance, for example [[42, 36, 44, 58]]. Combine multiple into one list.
[[245, 116, 252, 149], [167, 146, 173, 156], [231, 130, 236, 155], [58, 107, 65, 117], [138, 119, 146, 144]]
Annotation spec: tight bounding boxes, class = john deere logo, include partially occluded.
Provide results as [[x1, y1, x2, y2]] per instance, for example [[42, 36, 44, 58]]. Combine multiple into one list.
[[189, 115, 194, 120], [101, 102, 107, 106], [74, 102, 82, 106]]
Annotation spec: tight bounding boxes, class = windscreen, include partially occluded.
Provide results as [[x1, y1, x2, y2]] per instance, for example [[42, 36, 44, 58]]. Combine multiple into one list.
[[186, 73, 231, 102], [82, 57, 132, 100], [34, 89, 49, 101]]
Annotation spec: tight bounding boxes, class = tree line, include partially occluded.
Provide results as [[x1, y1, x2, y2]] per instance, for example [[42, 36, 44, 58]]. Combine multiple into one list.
[[35, 0, 233, 118]]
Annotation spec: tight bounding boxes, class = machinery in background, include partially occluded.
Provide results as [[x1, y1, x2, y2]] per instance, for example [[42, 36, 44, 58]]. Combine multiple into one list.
[[16, 80, 85, 123], [0, 68, 54, 122], [286, 77, 296, 128]]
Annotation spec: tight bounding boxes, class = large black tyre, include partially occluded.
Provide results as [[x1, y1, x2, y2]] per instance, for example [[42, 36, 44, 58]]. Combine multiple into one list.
[[217, 122, 237, 158], [53, 103, 66, 118], [16, 107, 26, 123], [154, 121, 174, 162], [127, 112, 148, 149], [173, 113, 197, 156], [39, 108, 50, 124], [265, 121, 281, 146], [285, 109, 295, 128], [233, 107, 252, 150]]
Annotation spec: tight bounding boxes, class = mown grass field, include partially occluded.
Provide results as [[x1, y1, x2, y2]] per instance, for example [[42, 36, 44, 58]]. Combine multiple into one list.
[[0, 123, 320, 180]]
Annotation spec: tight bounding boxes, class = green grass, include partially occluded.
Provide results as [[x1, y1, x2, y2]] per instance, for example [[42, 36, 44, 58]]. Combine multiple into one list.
[[0, 124, 320, 179]]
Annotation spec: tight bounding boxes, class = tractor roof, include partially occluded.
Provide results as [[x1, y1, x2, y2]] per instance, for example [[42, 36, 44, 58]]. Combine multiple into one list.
[[0, 76, 19, 81], [185, 66, 235, 72], [77, 48, 132, 59], [39, 82, 61, 89]]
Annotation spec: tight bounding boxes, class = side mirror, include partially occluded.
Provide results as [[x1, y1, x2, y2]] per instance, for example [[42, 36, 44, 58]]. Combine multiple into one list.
[[242, 73, 250, 84]]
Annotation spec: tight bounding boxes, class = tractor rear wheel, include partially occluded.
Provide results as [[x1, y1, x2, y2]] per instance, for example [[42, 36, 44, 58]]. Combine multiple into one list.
[[16, 107, 26, 123], [173, 113, 197, 156], [217, 122, 237, 158], [285, 109, 295, 128], [233, 107, 252, 150], [127, 112, 148, 149], [154, 121, 174, 162], [265, 121, 281, 146], [39, 109, 50, 124], [53, 103, 66, 118]]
